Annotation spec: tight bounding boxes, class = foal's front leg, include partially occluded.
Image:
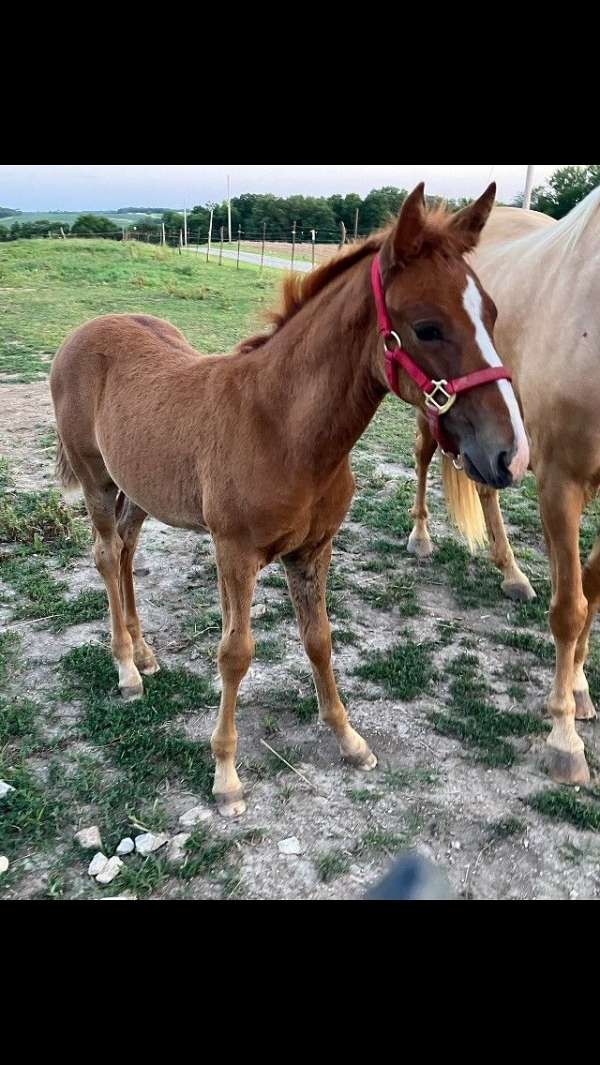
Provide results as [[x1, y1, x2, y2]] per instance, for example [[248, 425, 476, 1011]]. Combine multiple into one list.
[[211, 539, 259, 817], [283, 542, 377, 770], [407, 412, 437, 559]]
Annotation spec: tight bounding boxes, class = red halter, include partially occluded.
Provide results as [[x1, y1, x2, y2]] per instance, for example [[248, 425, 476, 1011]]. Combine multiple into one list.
[[371, 254, 512, 457]]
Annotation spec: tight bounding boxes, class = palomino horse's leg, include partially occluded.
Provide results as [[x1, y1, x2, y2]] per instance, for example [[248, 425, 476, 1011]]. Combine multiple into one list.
[[571, 532, 600, 721], [84, 482, 143, 700], [116, 495, 159, 676], [211, 538, 259, 818], [283, 541, 377, 770], [538, 474, 590, 784], [407, 412, 437, 559], [476, 486, 535, 602]]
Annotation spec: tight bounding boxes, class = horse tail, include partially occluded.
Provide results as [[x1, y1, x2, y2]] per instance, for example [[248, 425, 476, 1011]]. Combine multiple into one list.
[[55, 434, 81, 497], [441, 454, 487, 553]]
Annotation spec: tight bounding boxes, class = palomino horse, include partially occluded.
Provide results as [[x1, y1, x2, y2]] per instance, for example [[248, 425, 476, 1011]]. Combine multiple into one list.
[[407, 190, 600, 786], [50, 183, 528, 818]]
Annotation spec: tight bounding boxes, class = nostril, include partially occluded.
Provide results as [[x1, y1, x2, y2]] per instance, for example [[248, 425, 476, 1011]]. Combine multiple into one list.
[[497, 450, 511, 476]]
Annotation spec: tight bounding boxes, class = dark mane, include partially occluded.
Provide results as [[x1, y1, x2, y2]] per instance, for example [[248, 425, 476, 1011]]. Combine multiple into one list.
[[234, 202, 468, 354]]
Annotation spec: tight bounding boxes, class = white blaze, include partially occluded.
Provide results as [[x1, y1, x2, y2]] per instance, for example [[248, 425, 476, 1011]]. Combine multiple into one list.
[[462, 275, 529, 482]]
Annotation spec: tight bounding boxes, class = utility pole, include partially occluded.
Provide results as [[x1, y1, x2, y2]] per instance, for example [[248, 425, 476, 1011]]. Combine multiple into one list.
[[523, 165, 535, 210], [227, 174, 232, 243]]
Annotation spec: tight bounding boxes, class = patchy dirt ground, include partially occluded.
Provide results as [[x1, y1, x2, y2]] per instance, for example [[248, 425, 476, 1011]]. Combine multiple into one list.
[[2, 380, 600, 901]]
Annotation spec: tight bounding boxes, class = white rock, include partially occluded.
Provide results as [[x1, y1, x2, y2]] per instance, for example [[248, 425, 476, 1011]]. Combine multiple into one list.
[[278, 836, 302, 856], [452, 841, 461, 851], [0, 856, 9, 875], [250, 603, 267, 618], [95, 856, 124, 885], [179, 805, 211, 828], [116, 837, 135, 856], [0, 781, 15, 799], [134, 832, 169, 856], [167, 833, 191, 864], [88, 852, 109, 877], [100, 892, 137, 900], [74, 826, 103, 850]]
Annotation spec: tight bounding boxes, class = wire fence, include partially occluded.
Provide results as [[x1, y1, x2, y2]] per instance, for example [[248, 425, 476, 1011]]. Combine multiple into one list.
[[1, 221, 369, 272]]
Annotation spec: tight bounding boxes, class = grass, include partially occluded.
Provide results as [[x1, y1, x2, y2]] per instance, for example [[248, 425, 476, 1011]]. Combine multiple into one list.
[[527, 788, 600, 831], [0, 629, 20, 684], [0, 239, 280, 381], [430, 652, 548, 767], [0, 486, 89, 556], [354, 634, 434, 699], [316, 850, 351, 883]]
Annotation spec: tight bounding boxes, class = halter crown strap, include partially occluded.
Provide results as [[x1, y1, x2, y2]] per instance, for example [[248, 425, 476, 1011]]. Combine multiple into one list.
[[371, 253, 512, 457]]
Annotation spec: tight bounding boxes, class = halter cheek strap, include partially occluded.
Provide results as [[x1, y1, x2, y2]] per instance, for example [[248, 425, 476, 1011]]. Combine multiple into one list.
[[370, 254, 512, 457]]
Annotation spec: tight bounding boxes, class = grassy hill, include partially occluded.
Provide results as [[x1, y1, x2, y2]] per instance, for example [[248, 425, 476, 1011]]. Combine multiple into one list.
[[0, 238, 280, 382], [0, 211, 161, 230]]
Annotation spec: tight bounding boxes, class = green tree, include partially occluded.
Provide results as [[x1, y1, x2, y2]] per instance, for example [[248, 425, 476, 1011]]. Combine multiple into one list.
[[71, 214, 121, 239], [514, 165, 600, 219]]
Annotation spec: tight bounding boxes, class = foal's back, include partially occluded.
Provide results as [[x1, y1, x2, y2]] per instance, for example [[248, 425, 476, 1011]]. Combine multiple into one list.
[[50, 313, 225, 529]]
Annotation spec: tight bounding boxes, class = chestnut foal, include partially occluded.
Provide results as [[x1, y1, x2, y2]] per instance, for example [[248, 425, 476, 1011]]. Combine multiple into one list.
[[50, 183, 528, 817]]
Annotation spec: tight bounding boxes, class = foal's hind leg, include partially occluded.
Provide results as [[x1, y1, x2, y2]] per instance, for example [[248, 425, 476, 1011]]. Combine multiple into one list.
[[476, 486, 535, 602], [407, 413, 437, 559], [283, 541, 377, 770], [211, 538, 259, 818], [116, 495, 159, 676], [80, 473, 143, 699]]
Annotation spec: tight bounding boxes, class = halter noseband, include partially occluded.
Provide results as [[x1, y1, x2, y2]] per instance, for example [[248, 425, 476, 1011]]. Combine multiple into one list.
[[371, 254, 512, 458]]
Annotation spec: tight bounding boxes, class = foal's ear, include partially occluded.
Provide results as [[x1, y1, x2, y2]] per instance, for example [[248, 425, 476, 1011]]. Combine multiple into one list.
[[383, 183, 427, 268], [448, 182, 496, 252]]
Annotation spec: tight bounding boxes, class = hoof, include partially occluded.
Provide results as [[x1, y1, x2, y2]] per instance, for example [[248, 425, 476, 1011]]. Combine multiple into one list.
[[345, 748, 378, 772], [501, 579, 536, 603], [139, 660, 160, 677], [214, 789, 246, 819], [546, 745, 590, 786], [407, 531, 433, 560], [574, 689, 597, 721], [120, 683, 144, 702]]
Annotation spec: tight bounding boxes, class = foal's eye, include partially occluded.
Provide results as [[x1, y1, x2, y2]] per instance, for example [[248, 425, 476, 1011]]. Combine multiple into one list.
[[414, 323, 443, 343]]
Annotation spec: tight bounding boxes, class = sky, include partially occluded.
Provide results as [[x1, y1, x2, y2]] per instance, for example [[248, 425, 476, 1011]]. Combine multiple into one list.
[[0, 164, 563, 212]]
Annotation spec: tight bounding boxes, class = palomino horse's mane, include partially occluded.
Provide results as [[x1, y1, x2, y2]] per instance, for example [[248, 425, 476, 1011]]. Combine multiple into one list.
[[235, 202, 475, 354]]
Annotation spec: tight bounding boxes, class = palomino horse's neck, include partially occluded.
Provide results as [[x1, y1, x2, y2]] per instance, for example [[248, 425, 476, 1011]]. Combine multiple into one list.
[[239, 256, 386, 475]]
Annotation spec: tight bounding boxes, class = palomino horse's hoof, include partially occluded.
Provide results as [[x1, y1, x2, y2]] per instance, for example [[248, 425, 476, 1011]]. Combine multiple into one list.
[[139, 660, 160, 676], [501, 579, 536, 603], [345, 749, 378, 772], [120, 683, 144, 702], [407, 531, 433, 560], [214, 790, 247, 818], [574, 689, 597, 721], [545, 746, 590, 786]]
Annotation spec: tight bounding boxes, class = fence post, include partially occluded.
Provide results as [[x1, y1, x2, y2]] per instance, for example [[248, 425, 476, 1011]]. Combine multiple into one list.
[[291, 220, 296, 271], [219, 225, 224, 265], [260, 220, 266, 272], [206, 208, 214, 263], [311, 229, 316, 269], [183, 206, 188, 247], [339, 221, 347, 249], [236, 225, 241, 269], [161, 222, 166, 247], [178, 229, 183, 255], [60, 226, 67, 240], [354, 208, 359, 240]]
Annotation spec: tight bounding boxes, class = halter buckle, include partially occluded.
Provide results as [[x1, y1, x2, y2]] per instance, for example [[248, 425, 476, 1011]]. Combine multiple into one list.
[[424, 380, 456, 415]]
